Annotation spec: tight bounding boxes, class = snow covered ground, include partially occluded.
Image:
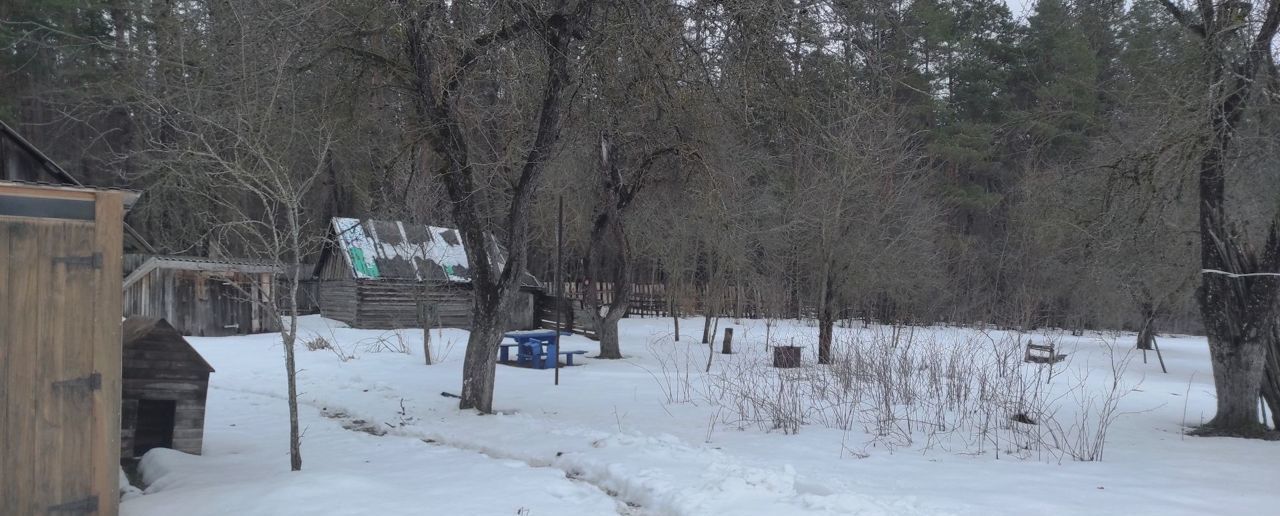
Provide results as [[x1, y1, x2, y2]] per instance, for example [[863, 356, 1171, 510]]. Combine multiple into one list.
[[121, 316, 1280, 515]]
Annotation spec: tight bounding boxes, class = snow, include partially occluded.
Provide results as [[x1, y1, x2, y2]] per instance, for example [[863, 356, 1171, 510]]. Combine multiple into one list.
[[121, 316, 1280, 516]]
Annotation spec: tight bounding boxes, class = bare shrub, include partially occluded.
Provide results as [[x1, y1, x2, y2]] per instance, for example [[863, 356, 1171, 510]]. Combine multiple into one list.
[[637, 334, 699, 404], [303, 329, 354, 362], [1038, 342, 1139, 462], [693, 326, 1138, 461], [304, 336, 331, 351], [702, 352, 806, 434], [357, 331, 412, 354]]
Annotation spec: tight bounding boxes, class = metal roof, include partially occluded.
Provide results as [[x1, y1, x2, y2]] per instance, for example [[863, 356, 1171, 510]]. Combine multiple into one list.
[[325, 217, 540, 287], [123, 254, 283, 289]]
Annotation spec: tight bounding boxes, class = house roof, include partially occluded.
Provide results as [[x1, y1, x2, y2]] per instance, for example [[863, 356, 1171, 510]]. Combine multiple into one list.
[[1, 120, 155, 253], [0, 179, 142, 205], [320, 217, 539, 287], [124, 254, 283, 289], [122, 317, 216, 373]]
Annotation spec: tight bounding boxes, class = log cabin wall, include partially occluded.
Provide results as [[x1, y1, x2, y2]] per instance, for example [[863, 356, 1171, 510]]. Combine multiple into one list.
[[320, 278, 538, 330]]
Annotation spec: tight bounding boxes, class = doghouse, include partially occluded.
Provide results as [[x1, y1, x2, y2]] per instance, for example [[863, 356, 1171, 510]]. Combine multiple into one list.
[[120, 317, 214, 459]]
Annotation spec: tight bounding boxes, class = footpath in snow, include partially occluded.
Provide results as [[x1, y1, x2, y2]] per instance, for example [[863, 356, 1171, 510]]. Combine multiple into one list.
[[122, 316, 1280, 515]]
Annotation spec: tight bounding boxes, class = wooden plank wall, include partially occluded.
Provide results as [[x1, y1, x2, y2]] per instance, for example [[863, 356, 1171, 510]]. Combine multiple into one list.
[[0, 186, 122, 516], [124, 268, 279, 337], [93, 192, 124, 516]]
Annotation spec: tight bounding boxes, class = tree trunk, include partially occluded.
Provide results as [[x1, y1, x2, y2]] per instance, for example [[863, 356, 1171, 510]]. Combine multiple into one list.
[[1136, 309, 1156, 351], [672, 298, 680, 341], [1199, 328, 1270, 435], [1261, 325, 1280, 429], [1156, 0, 1280, 438], [283, 278, 302, 471], [458, 305, 505, 413], [818, 310, 834, 365], [596, 315, 622, 359], [284, 327, 301, 471], [817, 262, 835, 365]]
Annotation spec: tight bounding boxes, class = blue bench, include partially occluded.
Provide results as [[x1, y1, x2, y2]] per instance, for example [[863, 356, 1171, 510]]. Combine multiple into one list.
[[499, 330, 584, 369], [561, 350, 587, 366], [498, 343, 521, 363]]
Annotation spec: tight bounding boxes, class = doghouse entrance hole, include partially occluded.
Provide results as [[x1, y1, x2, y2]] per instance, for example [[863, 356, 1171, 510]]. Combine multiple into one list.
[[134, 399, 176, 456]]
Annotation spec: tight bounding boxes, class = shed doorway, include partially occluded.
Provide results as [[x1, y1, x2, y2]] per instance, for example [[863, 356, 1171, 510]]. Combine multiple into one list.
[[134, 399, 176, 456]]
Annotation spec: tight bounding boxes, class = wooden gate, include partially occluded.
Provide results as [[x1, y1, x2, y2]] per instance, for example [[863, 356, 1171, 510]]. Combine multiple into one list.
[[0, 182, 125, 516]]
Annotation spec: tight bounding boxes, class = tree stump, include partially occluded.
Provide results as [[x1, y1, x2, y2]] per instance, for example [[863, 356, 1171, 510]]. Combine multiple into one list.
[[773, 345, 801, 368], [721, 328, 733, 354]]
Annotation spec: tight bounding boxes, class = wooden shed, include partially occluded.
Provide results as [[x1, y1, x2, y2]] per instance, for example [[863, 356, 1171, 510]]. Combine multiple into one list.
[[314, 217, 540, 329], [124, 255, 282, 336], [0, 180, 133, 516], [120, 317, 214, 459]]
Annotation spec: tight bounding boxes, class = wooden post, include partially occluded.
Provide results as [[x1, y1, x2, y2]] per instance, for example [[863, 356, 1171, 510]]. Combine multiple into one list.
[[555, 196, 563, 386], [721, 327, 733, 354], [1152, 337, 1168, 374], [419, 301, 435, 366]]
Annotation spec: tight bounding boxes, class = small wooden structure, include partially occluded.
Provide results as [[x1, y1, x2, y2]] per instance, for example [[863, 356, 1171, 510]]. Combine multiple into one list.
[[0, 180, 133, 516], [124, 254, 282, 336], [773, 345, 802, 368], [314, 217, 540, 329], [121, 317, 214, 459], [1024, 341, 1067, 364]]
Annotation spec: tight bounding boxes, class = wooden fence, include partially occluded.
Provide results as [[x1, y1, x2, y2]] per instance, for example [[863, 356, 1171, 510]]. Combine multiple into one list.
[[536, 282, 775, 339], [548, 281, 766, 319]]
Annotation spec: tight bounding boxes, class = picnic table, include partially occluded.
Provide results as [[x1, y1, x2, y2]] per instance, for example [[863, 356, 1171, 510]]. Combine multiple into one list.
[[499, 330, 585, 369]]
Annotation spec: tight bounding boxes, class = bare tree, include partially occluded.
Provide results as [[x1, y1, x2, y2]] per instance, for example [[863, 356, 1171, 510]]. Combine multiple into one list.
[[136, 21, 333, 468], [788, 105, 938, 363], [581, 134, 681, 358], [394, 0, 599, 412], [1159, 0, 1280, 436]]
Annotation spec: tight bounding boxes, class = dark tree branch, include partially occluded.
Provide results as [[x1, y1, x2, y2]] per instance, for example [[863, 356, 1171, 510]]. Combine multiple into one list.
[[1158, 0, 1207, 37]]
